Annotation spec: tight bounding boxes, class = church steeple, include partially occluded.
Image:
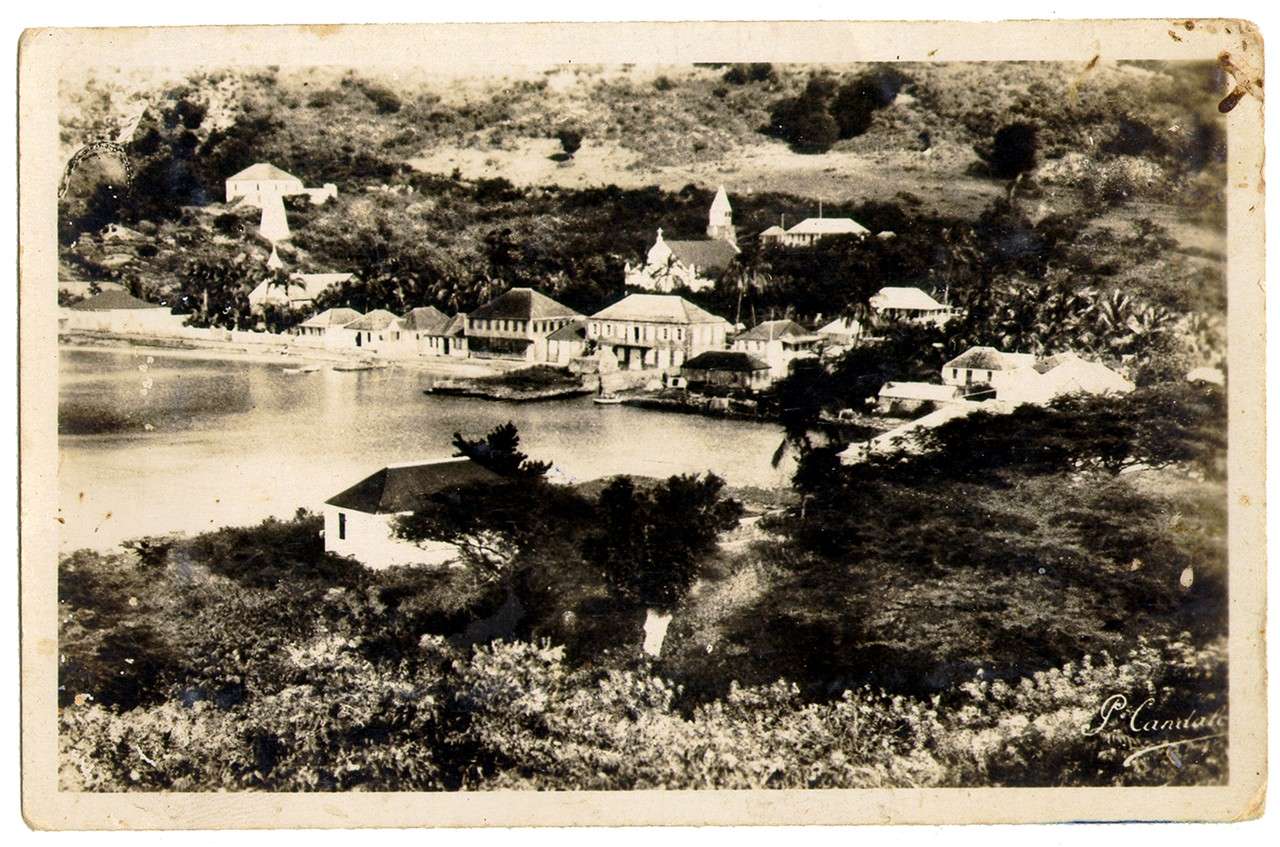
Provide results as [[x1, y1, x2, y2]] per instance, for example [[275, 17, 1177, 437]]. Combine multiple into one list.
[[707, 185, 736, 245]]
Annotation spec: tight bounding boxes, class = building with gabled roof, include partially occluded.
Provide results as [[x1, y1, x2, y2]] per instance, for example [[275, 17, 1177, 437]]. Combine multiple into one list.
[[294, 307, 362, 348], [731, 319, 820, 378], [393, 306, 467, 358], [943, 346, 1037, 389], [625, 187, 741, 293], [875, 381, 965, 415], [323, 457, 502, 569], [869, 287, 956, 326], [760, 215, 869, 248], [546, 320, 588, 365], [226, 162, 305, 207], [588, 293, 731, 371], [465, 287, 581, 362], [63, 290, 187, 335]]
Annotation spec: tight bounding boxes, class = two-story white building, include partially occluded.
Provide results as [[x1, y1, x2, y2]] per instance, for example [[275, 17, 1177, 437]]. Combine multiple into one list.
[[587, 293, 731, 371], [465, 287, 581, 362]]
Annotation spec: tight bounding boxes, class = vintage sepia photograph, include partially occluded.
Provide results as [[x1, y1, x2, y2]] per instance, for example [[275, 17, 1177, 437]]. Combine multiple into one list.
[[18, 20, 1266, 828]]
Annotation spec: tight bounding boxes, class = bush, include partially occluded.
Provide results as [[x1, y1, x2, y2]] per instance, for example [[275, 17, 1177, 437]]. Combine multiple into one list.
[[977, 122, 1039, 179]]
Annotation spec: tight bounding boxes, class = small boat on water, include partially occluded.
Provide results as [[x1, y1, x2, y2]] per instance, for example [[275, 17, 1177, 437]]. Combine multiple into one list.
[[333, 361, 384, 372], [593, 393, 623, 405], [282, 364, 323, 374]]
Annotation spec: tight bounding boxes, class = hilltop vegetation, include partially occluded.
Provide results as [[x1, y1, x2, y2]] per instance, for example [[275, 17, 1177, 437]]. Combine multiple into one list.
[[59, 62, 1225, 339]]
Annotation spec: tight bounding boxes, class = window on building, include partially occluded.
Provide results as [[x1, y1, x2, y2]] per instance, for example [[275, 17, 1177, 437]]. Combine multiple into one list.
[[338, 512, 346, 540]]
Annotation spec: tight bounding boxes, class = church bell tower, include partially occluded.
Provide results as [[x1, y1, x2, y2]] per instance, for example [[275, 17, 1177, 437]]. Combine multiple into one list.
[[706, 185, 736, 245]]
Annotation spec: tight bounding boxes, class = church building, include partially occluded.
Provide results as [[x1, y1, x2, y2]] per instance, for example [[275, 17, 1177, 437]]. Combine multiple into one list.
[[624, 186, 740, 293]]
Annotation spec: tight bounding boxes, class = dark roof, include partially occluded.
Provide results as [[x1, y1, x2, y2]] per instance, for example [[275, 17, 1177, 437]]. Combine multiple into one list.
[[734, 319, 810, 343], [469, 287, 579, 321], [547, 320, 586, 342], [325, 458, 502, 514], [683, 350, 770, 372], [68, 290, 166, 311], [664, 239, 738, 272], [400, 306, 452, 334]]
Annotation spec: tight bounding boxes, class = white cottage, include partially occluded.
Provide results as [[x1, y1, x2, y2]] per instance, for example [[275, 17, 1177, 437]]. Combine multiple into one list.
[[324, 457, 502, 569], [730, 319, 820, 378]]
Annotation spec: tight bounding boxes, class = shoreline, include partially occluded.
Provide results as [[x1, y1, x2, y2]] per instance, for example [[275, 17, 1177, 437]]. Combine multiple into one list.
[[59, 332, 518, 378]]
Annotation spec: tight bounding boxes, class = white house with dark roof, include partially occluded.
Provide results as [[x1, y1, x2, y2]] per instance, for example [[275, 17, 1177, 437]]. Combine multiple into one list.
[[62, 290, 187, 335], [730, 319, 820, 378], [588, 293, 731, 371], [942, 346, 1037, 390], [324, 457, 502, 569], [681, 350, 773, 392], [465, 287, 581, 361], [546, 320, 588, 365]]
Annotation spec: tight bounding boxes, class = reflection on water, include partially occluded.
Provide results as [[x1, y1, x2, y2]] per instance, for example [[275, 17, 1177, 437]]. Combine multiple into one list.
[[59, 348, 793, 551]]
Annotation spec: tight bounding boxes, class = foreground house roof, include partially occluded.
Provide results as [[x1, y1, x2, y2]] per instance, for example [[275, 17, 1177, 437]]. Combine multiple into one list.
[[662, 239, 738, 272], [325, 457, 502, 514], [683, 350, 771, 372], [68, 290, 165, 311], [735, 319, 811, 343], [944, 346, 1036, 372], [469, 287, 579, 321], [871, 286, 947, 312], [299, 307, 363, 328], [228, 162, 302, 183], [592, 293, 727, 325]]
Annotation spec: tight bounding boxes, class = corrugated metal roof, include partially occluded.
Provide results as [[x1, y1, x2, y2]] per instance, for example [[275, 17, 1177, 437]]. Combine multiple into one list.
[[786, 217, 868, 236], [591, 293, 727, 325], [871, 286, 946, 312]]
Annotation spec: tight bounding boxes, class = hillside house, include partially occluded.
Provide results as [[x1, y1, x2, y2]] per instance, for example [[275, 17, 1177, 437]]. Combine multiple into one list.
[[624, 187, 739, 293], [942, 346, 1036, 391], [294, 307, 362, 348], [248, 272, 353, 312], [226, 163, 305, 207], [324, 457, 502, 569], [870, 287, 956, 326], [760, 215, 869, 248], [730, 319, 820, 378], [816, 316, 864, 347], [546, 320, 588, 366], [63, 290, 186, 335], [682, 350, 772, 392], [465, 287, 581, 362], [588, 293, 730, 371], [997, 352, 1135, 406]]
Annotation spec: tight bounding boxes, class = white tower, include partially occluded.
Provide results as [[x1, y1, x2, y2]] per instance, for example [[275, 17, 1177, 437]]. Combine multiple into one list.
[[707, 185, 736, 245]]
